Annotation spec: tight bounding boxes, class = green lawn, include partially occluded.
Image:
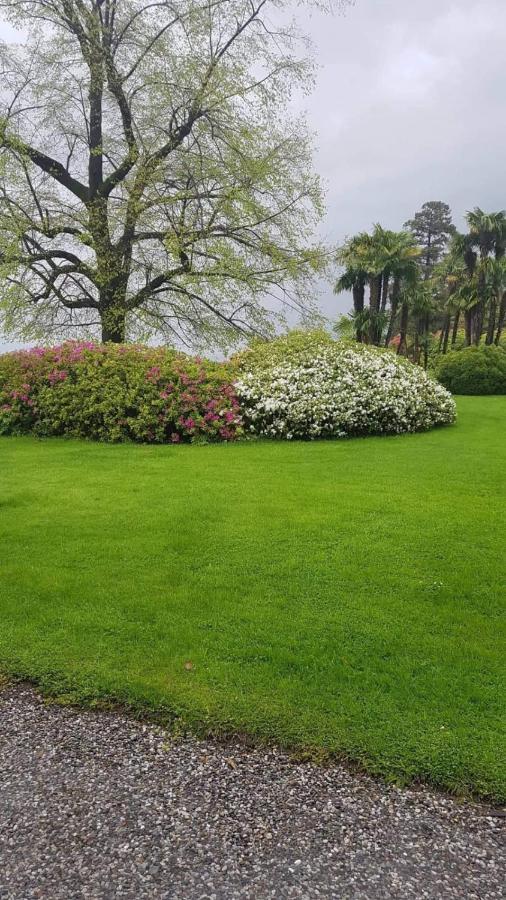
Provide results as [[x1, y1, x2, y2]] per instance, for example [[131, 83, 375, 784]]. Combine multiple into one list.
[[1, 397, 505, 800]]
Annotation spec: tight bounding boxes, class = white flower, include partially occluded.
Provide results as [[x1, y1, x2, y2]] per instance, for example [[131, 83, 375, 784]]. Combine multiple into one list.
[[235, 342, 456, 440]]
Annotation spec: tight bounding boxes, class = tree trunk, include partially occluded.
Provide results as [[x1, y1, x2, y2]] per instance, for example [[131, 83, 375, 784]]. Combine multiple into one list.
[[485, 298, 497, 345], [385, 276, 400, 347], [441, 313, 451, 354], [471, 301, 484, 345], [352, 277, 365, 343], [352, 279, 365, 314], [495, 291, 506, 345], [464, 308, 472, 346], [101, 318, 126, 343], [413, 327, 420, 364], [100, 297, 126, 343], [397, 302, 409, 356], [422, 311, 430, 369], [368, 274, 381, 345], [451, 308, 460, 346], [472, 267, 487, 345], [380, 273, 389, 312]]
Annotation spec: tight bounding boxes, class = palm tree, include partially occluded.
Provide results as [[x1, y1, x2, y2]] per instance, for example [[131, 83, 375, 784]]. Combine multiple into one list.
[[394, 278, 431, 360], [365, 227, 420, 345], [336, 226, 420, 347], [431, 252, 467, 354], [410, 282, 434, 366], [483, 257, 506, 345], [465, 208, 506, 344], [335, 234, 369, 342], [451, 231, 477, 346]]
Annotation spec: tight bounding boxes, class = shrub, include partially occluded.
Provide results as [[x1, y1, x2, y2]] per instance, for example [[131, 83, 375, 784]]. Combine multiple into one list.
[[235, 331, 456, 439], [0, 342, 243, 443], [434, 345, 506, 395]]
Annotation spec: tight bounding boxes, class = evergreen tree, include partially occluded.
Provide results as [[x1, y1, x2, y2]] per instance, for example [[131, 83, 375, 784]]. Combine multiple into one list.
[[404, 201, 455, 279]]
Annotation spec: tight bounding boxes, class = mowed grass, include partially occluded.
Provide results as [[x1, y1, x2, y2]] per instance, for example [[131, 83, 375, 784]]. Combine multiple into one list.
[[0, 397, 505, 800]]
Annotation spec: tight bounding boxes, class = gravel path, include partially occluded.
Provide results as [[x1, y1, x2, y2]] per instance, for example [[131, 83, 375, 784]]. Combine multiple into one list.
[[0, 683, 504, 900]]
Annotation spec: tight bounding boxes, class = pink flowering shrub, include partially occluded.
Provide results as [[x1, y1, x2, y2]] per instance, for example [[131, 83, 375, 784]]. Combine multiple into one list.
[[0, 342, 243, 443]]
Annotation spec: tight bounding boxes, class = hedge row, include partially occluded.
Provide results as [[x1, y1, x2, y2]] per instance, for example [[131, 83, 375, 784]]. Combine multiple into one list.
[[0, 333, 464, 444], [0, 342, 243, 443], [434, 345, 506, 395]]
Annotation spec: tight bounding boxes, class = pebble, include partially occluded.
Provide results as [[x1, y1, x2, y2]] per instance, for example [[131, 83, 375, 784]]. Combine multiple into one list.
[[0, 683, 504, 899]]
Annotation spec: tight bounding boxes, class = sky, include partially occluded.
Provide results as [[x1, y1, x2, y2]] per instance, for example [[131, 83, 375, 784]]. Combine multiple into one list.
[[1, 0, 505, 350]]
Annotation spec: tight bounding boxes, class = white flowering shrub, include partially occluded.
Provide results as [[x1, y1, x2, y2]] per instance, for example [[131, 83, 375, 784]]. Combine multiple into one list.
[[235, 332, 456, 439]]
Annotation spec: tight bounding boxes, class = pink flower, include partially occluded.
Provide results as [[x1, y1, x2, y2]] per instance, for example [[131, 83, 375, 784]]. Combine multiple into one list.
[[179, 416, 196, 430], [48, 370, 68, 384], [181, 390, 198, 404], [146, 366, 161, 382], [170, 432, 181, 443], [10, 389, 32, 403]]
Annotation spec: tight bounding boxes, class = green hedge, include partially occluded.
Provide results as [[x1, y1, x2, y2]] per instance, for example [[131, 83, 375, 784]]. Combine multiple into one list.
[[435, 345, 506, 395]]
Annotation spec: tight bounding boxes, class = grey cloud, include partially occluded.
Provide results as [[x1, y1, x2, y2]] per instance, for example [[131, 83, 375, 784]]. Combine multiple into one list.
[[300, 0, 506, 316]]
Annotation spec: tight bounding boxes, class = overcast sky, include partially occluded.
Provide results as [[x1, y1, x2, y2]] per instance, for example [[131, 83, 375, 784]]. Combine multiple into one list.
[[1, 0, 505, 349]]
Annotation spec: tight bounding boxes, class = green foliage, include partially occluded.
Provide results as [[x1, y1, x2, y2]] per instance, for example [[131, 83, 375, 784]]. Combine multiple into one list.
[[435, 345, 506, 395], [0, 0, 330, 346], [234, 328, 334, 370], [0, 397, 505, 800], [404, 201, 455, 275], [0, 342, 242, 442]]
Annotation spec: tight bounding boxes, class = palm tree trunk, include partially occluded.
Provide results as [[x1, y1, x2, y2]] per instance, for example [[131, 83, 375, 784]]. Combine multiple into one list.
[[380, 273, 389, 312], [422, 312, 430, 368], [451, 309, 461, 346], [485, 298, 497, 345], [495, 291, 506, 345], [397, 302, 409, 356], [441, 313, 451, 354], [471, 302, 484, 345], [413, 326, 420, 364], [352, 277, 365, 343], [384, 276, 400, 347], [464, 309, 472, 346], [472, 267, 487, 345], [369, 274, 381, 345]]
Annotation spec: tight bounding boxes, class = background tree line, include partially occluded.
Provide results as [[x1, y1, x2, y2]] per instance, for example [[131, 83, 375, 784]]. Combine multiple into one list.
[[335, 201, 506, 365]]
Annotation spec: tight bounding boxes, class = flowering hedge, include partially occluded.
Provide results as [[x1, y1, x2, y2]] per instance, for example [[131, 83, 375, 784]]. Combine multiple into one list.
[[0, 342, 243, 443], [0, 332, 457, 444], [235, 331, 456, 439]]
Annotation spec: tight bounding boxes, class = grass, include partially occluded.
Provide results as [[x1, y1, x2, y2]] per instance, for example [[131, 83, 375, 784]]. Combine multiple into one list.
[[1, 396, 505, 801]]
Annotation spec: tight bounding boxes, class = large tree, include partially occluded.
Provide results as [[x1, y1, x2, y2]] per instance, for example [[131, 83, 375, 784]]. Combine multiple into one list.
[[0, 0, 342, 346], [404, 201, 455, 280]]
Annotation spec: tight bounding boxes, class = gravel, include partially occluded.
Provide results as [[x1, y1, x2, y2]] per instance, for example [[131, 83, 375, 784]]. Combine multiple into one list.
[[0, 683, 504, 900]]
